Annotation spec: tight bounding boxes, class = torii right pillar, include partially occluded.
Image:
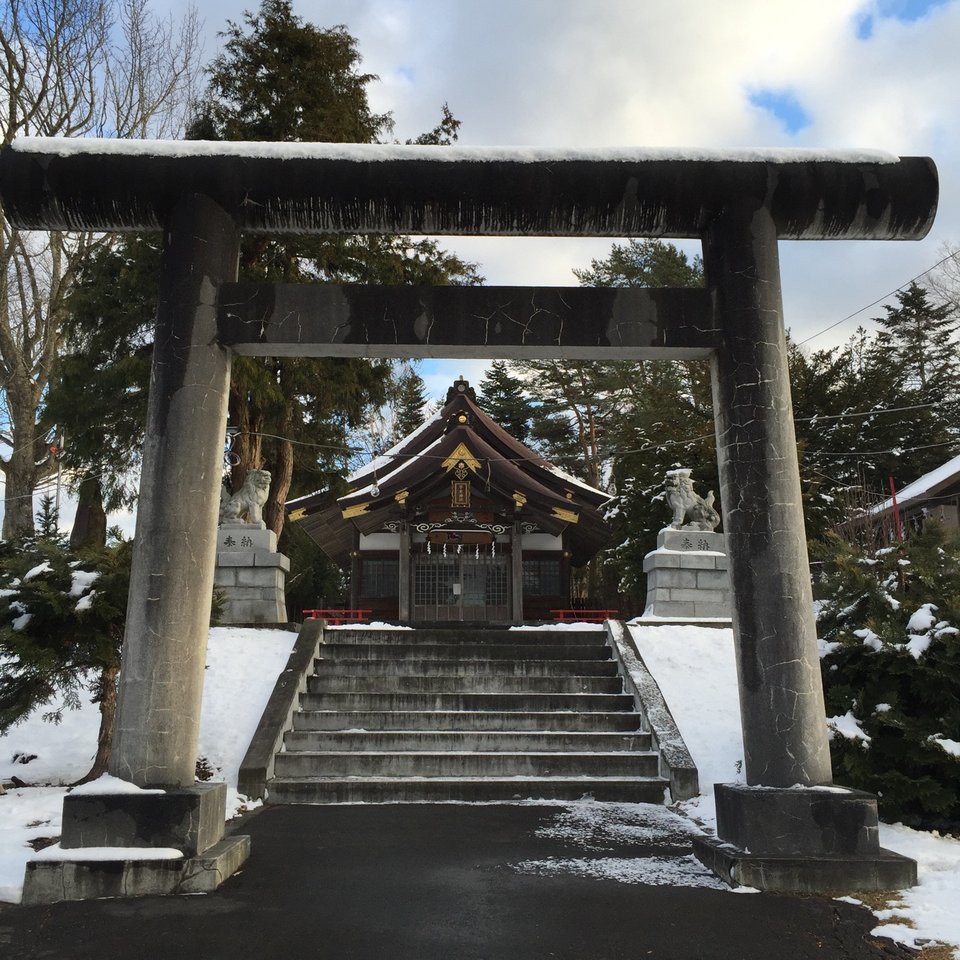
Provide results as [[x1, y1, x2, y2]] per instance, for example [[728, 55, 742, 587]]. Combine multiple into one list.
[[693, 198, 917, 892]]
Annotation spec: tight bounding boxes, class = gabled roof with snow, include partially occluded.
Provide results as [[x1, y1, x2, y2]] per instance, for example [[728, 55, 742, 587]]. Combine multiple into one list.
[[872, 452, 960, 514], [287, 378, 611, 565]]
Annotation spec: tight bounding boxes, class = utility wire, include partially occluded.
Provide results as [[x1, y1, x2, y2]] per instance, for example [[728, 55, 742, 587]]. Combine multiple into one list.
[[630, 399, 950, 453], [796, 251, 957, 347], [238, 395, 959, 471], [802, 439, 957, 458]]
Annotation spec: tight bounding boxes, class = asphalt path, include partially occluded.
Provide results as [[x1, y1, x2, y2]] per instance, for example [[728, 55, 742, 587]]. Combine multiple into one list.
[[1, 803, 913, 960]]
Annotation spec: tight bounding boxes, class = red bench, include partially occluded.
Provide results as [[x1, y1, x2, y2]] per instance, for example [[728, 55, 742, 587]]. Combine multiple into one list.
[[550, 609, 619, 623], [302, 608, 372, 626]]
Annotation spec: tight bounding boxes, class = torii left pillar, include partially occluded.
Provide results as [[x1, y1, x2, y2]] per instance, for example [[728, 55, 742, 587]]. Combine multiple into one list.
[[110, 194, 237, 787], [23, 195, 251, 904]]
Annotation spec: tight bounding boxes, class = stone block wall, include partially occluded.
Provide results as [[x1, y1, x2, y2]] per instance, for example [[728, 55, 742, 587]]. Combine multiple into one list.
[[214, 523, 289, 624], [642, 529, 731, 619]]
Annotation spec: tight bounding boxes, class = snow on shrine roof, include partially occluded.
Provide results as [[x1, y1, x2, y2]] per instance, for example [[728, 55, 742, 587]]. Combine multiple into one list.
[[544, 462, 607, 498], [11, 137, 900, 165], [347, 436, 444, 499], [347, 410, 442, 484], [872, 452, 960, 514], [286, 379, 612, 566]]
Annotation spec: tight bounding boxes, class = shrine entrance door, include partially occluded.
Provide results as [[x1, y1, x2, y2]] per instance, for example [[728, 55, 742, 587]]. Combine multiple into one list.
[[412, 550, 510, 622]]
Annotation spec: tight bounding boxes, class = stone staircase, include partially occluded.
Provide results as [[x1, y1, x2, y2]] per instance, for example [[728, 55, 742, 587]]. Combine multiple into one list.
[[266, 626, 672, 804]]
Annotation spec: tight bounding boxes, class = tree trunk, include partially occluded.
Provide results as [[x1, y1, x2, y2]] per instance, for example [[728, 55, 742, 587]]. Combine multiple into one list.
[[70, 476, 108, 548], [73, 663, 119, 786], [229, 380, 264, 493], [1, 413, 42, 540], [264, 425, 294, 538]]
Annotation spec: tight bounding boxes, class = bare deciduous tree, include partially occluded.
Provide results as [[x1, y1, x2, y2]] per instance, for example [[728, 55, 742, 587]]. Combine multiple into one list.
[[927, 242, 960, 315], [0, 0, 201, 538]]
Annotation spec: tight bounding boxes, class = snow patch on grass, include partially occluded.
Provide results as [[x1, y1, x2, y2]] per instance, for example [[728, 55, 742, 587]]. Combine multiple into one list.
[[0, 626, 295, 903], [628, 625, 744, 791]]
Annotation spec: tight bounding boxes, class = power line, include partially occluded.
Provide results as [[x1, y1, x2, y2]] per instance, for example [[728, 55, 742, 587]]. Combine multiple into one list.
[[628, 399, 949, 454], [796, 251, 957, 347], [802, 439, 957, 459]]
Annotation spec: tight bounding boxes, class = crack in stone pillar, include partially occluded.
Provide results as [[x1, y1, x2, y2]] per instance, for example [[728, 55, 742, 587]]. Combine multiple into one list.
[[110, 194, 239, 788], [703, 200, 833, 788]]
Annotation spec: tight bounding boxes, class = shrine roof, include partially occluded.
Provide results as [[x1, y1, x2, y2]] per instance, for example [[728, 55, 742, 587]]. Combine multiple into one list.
[[287, 378, 611, 565]]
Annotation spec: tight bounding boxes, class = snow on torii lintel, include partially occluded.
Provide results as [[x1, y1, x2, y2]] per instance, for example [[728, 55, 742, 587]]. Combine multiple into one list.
[[11, 137, 901, 166]]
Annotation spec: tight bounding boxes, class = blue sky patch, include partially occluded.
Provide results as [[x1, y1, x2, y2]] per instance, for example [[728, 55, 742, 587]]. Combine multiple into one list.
[[857, 0, 950, 36], [748, 89, 811, 134], [877, 0, 950, 22]]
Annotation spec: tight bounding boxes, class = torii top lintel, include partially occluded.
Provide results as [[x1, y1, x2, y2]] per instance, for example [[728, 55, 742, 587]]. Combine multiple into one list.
[[0, 138, 937, 241]]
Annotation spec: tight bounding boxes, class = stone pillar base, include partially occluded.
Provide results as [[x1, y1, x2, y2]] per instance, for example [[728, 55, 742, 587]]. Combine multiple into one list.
[[642, 528, 731, 619], [692, 783, 917, 893], [215, 522, 289, 624], [22, 782, 250, 904]]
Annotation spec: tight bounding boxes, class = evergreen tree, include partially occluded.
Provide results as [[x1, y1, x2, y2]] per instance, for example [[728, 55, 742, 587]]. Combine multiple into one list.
[[815, 525, 960, 825], [512, 239, 711, 607], [790, 320, 959, 541], [478, 361, 534, 443], [393, 367, 429, 440], [573, 239, 703, 288], [35, 494, 61, 542], [187, 0, 481, 537], [873, 282, 959, 395], [0, 538, 133, 784], [44, 235, 159, 547]]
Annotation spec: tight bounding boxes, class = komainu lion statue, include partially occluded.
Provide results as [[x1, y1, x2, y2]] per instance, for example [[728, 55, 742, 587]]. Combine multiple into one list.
[[220, 469, 271, 526], [663, 468, 720, 532]]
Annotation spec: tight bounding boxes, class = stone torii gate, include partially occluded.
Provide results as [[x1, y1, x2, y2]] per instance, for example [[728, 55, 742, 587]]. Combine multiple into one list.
[[0, 140, 937, 896]]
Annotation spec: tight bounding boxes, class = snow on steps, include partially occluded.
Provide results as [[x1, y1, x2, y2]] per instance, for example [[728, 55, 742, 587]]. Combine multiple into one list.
[[260, 624, 677, 805]]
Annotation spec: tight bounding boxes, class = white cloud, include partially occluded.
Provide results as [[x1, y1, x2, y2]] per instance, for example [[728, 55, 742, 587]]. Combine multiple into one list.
[[150, 0, 960, 358]]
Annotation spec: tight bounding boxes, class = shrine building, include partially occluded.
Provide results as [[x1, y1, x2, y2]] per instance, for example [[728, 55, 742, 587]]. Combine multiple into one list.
[[286, 378, 611, 624]]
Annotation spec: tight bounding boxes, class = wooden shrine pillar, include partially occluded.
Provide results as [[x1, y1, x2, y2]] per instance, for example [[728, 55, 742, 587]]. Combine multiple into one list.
[[399, 520, 412, 623], [511, 521, 524, 623]]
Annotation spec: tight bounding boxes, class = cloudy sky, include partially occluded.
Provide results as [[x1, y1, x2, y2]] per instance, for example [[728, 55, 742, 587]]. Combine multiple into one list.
[[165, 0, 960, 400], [11, 0, 960, 535]]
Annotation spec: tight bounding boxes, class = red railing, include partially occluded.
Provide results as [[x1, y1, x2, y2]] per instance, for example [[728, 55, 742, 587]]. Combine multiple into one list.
[[302, 608, 372, 626], [550, 609, 619, 623]]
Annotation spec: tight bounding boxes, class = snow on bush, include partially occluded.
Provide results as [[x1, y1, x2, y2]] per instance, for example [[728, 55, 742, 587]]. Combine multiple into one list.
[[814, 524, 960, 825]]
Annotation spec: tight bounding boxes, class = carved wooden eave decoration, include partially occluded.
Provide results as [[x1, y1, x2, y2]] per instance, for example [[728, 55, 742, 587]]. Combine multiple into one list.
[[441, 443, 481, 473]]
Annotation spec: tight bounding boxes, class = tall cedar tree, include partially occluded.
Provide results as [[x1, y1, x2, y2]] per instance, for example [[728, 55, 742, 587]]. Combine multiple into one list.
[[187, 0, 480, 542], [392, 366, 430, 442], [873, 282, 959, 395], [502, 240, 712, 608], [478, 361, 534, 443], [790, 283, 959, 544], [45, 235, 159, 547]]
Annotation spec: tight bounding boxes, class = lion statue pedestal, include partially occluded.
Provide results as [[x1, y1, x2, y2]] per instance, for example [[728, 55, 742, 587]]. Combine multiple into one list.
[[641, 470, 731, 622], [214, 471, 289, 624]]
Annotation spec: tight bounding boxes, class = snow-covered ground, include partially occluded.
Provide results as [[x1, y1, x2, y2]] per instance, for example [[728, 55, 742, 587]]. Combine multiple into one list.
[[629, 623, 960, 959], [1, 619, 957, 959], [0, 626, 295, 904]]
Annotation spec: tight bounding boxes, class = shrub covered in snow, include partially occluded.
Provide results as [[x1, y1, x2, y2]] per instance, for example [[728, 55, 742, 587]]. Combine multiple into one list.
[[0, 538, 132, 782], [815, 524, 960, 827]]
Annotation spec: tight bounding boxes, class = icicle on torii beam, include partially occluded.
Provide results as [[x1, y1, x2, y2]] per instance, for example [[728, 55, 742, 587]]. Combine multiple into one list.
[[0, 139, 937, 894]]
